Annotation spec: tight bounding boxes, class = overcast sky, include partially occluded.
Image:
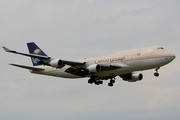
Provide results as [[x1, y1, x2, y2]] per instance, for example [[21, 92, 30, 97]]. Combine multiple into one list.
[[1, 0, 180, 120]]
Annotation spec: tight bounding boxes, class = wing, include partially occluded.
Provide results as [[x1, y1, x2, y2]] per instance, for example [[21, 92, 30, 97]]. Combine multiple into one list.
[[2, 46, 128, 74], [2, 46, 84, 66], [2, 46, 49, 59], [64, 62, 129, 77], [60, 60, 129, 71]]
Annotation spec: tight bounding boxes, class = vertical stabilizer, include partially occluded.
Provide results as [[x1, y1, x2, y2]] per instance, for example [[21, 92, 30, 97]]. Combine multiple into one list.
[[27, 42, 48, 66]]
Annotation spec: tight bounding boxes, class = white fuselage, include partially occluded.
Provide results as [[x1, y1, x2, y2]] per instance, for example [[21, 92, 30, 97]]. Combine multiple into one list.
[[31, 46, 175, 79]]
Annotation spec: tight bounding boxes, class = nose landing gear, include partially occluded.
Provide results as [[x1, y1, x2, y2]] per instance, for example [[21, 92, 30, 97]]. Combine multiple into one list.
[[154, 67, 160, 77]]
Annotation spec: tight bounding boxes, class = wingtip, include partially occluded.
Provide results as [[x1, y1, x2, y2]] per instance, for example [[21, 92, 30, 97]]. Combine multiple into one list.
[[2, 46, 10, 52]]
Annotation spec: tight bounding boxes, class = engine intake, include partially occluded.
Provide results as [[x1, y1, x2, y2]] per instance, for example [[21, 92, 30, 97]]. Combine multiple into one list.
[[123, 73, 143, 82], [50, 59, 64, 68], [131, 73, 143, 81], [86, 64, 101, 73]]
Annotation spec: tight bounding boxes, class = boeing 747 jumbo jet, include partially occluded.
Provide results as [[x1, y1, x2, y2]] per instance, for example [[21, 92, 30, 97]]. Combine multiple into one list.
[[3, 42, 175, 87]]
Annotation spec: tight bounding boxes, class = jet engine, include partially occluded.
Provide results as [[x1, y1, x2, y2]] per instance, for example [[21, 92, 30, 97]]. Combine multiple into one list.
[[50, 59, 64, 68], [86, 64, 101, 73], [123, 73, 143, 82]]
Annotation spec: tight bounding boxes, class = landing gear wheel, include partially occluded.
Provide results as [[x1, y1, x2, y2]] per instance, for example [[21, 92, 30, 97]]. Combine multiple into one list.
[[88, 79, 93, 84], [154, 67, 160, 77], [108, 83, 113, 87], [154, 72, 159, 77], [99, 81, 103, 84], [95, 82, 100, 85], [110, 80, 115, 83], [88, 76, 96, 84]]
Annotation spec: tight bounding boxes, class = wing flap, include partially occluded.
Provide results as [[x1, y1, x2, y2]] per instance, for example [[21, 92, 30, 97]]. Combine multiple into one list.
[[65, 67, 88, 77], [100, 65, 120, 71], [62, 60, 85, 68], [99, 63, 129, 71], [10, 64, 44, 71], [62, 61, 128, 71]]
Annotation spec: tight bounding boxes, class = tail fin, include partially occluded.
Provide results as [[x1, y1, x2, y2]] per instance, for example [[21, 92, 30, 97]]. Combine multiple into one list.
[[27, 42, 48, 66]]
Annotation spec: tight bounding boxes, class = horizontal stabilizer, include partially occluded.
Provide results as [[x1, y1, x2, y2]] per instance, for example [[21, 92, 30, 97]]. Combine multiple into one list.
[[10, 64, 44, 71]]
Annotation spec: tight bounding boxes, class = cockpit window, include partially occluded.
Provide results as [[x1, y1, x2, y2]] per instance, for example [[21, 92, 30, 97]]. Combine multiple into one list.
[[157, 47, 164, 50]]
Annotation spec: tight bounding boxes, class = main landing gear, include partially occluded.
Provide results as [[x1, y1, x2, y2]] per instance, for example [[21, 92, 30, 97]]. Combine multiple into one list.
[[88, 78, 94, 84], [95, 80, 103, 85], [108, 78, 115, 87], [154, 67, 160, 77], [88, 77, 103, 85], [88, 76, 115, 87]]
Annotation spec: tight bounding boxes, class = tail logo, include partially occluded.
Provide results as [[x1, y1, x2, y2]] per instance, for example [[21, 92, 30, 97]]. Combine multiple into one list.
[[34, 49, 42, 55], [32, 49, 41, 64]]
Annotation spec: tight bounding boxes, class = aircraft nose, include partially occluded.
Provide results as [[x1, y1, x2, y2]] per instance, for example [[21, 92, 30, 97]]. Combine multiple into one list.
[[167, 52, 176, 61], [171, 53, 176, 60]]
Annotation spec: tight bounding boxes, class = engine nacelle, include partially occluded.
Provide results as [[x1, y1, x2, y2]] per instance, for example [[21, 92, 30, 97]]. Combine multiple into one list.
[[123, 73, 143, 82], [50, 59, 64, 68], [86, 64, 101, 73], [131, 73, 143, 81]]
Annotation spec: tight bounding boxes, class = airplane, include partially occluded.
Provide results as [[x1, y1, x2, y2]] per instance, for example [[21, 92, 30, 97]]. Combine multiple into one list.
[[2, 42, 175, 87]]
